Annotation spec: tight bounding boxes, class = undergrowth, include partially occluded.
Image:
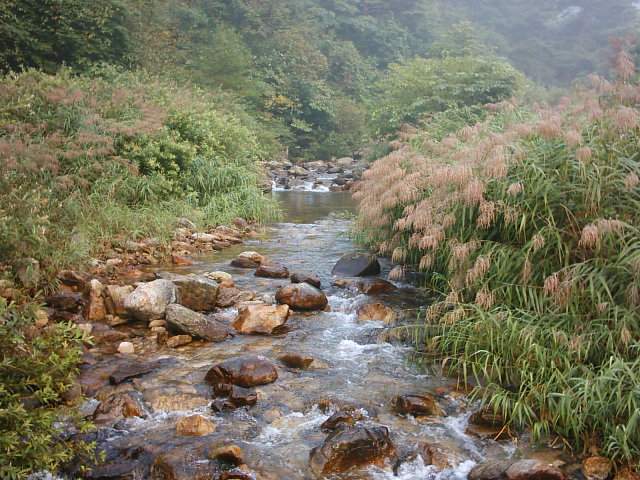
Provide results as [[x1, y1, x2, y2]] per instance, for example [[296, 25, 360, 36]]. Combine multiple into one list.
[[355, 46, 640, 467]]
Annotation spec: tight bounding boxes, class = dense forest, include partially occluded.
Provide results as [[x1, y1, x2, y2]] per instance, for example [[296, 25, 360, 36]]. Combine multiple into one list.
[[2, 1, 640, 479]]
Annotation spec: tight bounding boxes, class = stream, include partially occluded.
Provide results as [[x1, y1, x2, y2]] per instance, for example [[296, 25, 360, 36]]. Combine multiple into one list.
[[79, 191, 530, 480]]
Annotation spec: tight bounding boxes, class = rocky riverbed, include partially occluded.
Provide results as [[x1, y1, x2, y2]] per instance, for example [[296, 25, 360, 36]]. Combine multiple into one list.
[[268, 157, 365, 192], [37, 191, 595, 480]]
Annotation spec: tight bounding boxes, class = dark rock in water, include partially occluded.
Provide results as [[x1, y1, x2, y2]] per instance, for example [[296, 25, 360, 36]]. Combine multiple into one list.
[[212, 384, 257, 410], [255, 263, 290, 279], [219, 470, 254, 480], [332, 254, 380, 277], [320, 410, 362, 432], [216, 286, 255, 308], [275, 283, 328, 311], [109, 360, 164, 385], [158, 273, 219, 312], [165, 303, 230, 341], [506, 460, 566, 480], [85, 460, 141, 479], [151, 446, 219, 480], [290, 272, 321, 288], [309, 425, 396, 475], [93, 392, 145, 424], [469, 461, 514, 480], [45, 292, 83, 312], [279, 352, 314, 369], [393, 394, 445, 417], [205, 355, 278, 387]]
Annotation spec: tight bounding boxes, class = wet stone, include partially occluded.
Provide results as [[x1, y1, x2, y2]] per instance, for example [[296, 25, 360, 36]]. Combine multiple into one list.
[[469, 460, 515, 480], [205, 355, 278, 388], [332, 253, 381, 277], [393, 393, 445, 417], [109, 360, 164, 385], [290, 272, 321, 288], [151, 446, 219, 480], [309, 425, 396, 475], [278, 352, 314, 369], [320, 410, 361, 432], [275, 283, 328, 311], [166, 334, 193, 348], [506, 460, 567, 480], [175, 414, 216, 436], [165, 303, 229, 341], [583, 457, 613, 480], [233, 304, 290, 335], [255, 263, 290, 279]]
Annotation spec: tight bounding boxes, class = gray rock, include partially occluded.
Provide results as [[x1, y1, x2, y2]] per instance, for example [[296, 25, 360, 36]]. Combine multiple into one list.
[[124, 279, 176, 321], [165, 304, 229, 341], [332, 254, 381, 277]]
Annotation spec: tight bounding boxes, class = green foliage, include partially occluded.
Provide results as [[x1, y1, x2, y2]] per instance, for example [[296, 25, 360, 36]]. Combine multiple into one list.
[[0, 68, 278, 287], [0, 299, 93, 478], [369, 56, 523, 135], [356, 61, 640, 465], [0, 0, 131, 74]]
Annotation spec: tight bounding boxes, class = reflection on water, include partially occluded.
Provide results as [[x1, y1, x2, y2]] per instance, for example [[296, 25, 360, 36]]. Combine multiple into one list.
[[273, 191, 356, 224]]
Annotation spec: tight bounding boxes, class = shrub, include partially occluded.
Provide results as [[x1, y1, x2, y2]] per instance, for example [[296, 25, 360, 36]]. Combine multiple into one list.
[[0, 299, 92, 478], [369, 55, 524, 135], [355, 48, 640, 467], [0, 67, 278, 288]]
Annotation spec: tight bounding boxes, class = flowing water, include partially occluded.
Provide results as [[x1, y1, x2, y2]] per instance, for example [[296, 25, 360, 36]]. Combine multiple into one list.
[[83, 191, 535, 480]]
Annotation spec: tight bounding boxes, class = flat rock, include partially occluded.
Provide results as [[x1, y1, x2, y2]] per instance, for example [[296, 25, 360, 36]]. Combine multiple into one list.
[[255, 263, 290, 279], [109, 360, 164, 385], [158, 273, 219, 312], [469, 461, 515, 480], [205, 355, 278, 388], [506, 460, 566, 480], [393, 394, 445, 417], [166, 334, 193, 348], [176, 414, 215, 436], [233, 304, 290, 335], [217, 286, 256, 308], [279, 352, 314, 369], [332, 254, 381, 277], [165, 304, 229, 341]]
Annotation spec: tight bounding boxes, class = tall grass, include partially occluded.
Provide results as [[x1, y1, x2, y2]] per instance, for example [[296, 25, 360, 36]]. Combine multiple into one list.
[[355, 46, 640, 467]]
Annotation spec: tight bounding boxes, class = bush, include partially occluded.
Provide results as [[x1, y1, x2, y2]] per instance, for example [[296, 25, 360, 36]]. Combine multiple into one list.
[[369, 55, 524, 135], [0, 299, 92, 479], [355, 49, 640, 467], [0, 67, 278, 288]]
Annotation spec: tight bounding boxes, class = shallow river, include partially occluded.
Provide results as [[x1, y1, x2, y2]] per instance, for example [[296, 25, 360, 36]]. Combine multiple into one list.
[[86, 191, 524, 480]]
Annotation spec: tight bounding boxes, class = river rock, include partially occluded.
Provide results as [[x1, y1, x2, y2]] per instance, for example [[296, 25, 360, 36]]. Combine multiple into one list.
[[109, 360, 164, 385], [332, 254, 381, 277], [166, 334, 193, 348], [124, 279, 176, 321], [393, 394, 445, 417], [57, 269, 88, 288], [209, 443, 244, 466], [356, 303, 397, 324], [212, 384, 258, 409], [233, 304, 290, 335], [335, 157, 355, 168], [151, 446, 219, 480], [469, 460, 515, 480], [320, 410, 362, 432], [357, 278, 396, 294], [93, 392, 144, 424], [117, 341, 135, 354], [290, 272, 321, 288], [205, 355, 278, 387], [168, 274, 219, 311], [231, 251, 265, 268], [255, 263, 290, 279], [583, 457, 612, 480], [45, 292, 83, 312], [289, 165, 309, 176], [205, 271, 233, 283], [506, 460, 566, 480], [217, 286, 256, 308], [275, 283, 328, 311], [106, 285, 134, 316], [279, 352, 314, 369], [87, 279, 106, 322], [309, 425, 396, 475], [165, 304, 229, 341], [176, 414, 216, 436]]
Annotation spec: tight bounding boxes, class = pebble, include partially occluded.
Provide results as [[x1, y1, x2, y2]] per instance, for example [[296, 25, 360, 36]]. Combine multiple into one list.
[[117, 341, 135, 354]]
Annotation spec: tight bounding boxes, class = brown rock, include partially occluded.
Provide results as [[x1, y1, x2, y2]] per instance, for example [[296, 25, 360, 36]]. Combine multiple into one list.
[[205, 355, 278, 388], [57, 270, 88, 288], [356, 303, 397, 324], [309, 425, 396, 475], [93, 393, 144, 424], [45, 292, 83, 312], [217, 287, 256, 308], [279, 352, 314, 369], [469, 461, 514, 480], [211, 384, 258, 410], [209, 443, 244, 466], [105, 285, 134, 316], [109, 360, 162, 385], [171, 254, 193, 266], [583, 457, 612, 480], [275, 283, 328, 311], [255, 263, 290, 279], [506, 460, 566, 480], [290, 272, 322, 288], [151, 447, 219, 480], [393, 394, 445, 417], [320, 410, 362, 432], [357, 278, 396, 294], [176, 414, 215, 436], [421, 443, 452, 470], [87, 279, 106, 322], [231, 251, 264, 268], [614, 468, 640, 480], [166, 334, 193, 348], [233, 304, 290, 335]]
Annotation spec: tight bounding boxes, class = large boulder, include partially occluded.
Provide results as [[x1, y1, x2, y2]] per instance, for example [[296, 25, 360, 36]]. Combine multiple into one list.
[[393, 394, 445, 417], [255, 263, 290, 279], [165, 304, 229, 342], [159, 273, 218, 312], [216, 286, 255, 308], [332, 254, 380, 277], [275, 283, 328, 311], [106, 285, 134, 316], [335, 157, 355, 168], [309, 425, 396, 475], [205, 355, 278, 387], [124, 279, 176, 321], [232, 304, 290, 335], [230, 251, 264, 269]]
